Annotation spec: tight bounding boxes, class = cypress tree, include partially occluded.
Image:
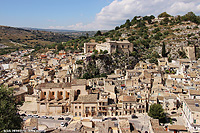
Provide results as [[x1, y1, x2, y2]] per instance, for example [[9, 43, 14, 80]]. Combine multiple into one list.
[[162, 42, 167, 57]]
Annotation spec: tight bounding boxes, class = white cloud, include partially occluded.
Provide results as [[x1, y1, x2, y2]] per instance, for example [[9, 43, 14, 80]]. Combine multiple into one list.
[[167, 1, 200, 15], [67, 0, 200, 31]]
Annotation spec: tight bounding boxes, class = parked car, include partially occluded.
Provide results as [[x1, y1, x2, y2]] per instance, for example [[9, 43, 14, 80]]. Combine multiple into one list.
[[131, 115, 138, 119], [65, 117, 71, 121], [32, 127, 37, 130], [27, 114, 33, 118], [60, 122, 65, 127], [33, 115, 40, 118], [103, 118, 108, 121], [64, 122, 68, 127], [107, 117, 112, 120], [20, 113, 26, 117], [111, 117, 117, 121], [171, 118, 177, 122], [49, 116, 54, 119], [41, 116, 48, 119], [58, 117, 64, 120], [171, 111, 176, 114]]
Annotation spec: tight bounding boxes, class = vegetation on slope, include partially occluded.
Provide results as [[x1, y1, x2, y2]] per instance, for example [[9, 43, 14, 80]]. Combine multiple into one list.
[[0, 26, 71, 54], [0, 86, 22, 131]]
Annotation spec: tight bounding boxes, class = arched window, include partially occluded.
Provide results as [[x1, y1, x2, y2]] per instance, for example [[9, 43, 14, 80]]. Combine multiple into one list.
[[77, 90, 81, 95]]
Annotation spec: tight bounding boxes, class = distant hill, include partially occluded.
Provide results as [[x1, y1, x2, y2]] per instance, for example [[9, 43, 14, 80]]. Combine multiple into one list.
[[0, 25, 72, 54], [0, 25, 72, 45], [21, 27, 99, 38], [22, 27, 78, 32]]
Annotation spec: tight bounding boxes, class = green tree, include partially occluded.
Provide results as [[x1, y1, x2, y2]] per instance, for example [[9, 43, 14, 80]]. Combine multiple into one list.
[[182, 12, 199, 24], [86, 33, 89, 38], [152, 27, 160, 33], [93, 49, 98, 55], [103, 50, 108, 54], [148, 104, 166, 123], [0, 86, 22, 131], [125, 19, 131, 29], [158, 12, 171, 18], [94, 30, 102, 36], [162, 17, 170, 24], [115, 26, 120, 30], [162, 42, 167, 57], [149, 57, 158, 65], [57, 43, 64, 51], [100, 73, 107, 77], [83, 73, 91, 79]]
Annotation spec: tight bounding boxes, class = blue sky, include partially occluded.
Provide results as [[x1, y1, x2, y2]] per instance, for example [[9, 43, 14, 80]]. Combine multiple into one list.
[[0, 0, 200, 31]]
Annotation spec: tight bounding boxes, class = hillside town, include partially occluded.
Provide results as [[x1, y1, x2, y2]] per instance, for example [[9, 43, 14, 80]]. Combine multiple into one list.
[[1, 9, 200, 133], [1, 26, 200, 133]]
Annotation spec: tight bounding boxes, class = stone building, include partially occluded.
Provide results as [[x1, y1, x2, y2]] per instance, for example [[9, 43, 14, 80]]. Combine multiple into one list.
[[36, 79, 87, 115], [84, 40, 133, 54], [183, 46, 195, 60], [84, 43, 98, 54], [71, 94, 98, 117], [118, 95, 146, 115], [182, 99, 200, 132]]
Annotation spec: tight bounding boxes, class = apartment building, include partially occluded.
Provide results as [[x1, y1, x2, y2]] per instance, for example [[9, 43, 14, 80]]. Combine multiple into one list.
[[182, 99, 200, 132], [84, 40, 133, 54]]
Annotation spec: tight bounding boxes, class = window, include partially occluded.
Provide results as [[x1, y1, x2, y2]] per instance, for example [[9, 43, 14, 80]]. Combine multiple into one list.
[[44, 92, 46, 95], [79, 106, 81, 109], [52, 92, 54, 95], [60, 92, 63, 95], [194, 119, 196, 124], [75, 112, 77, 116], [75, 106, 77, 109], [92, 107, 95, 111], [79, 112, 81, 116]]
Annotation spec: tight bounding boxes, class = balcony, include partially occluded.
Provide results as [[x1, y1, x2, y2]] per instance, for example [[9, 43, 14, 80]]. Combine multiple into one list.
[[91, 110, 95, 113], [85, 110, 89, 113]]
